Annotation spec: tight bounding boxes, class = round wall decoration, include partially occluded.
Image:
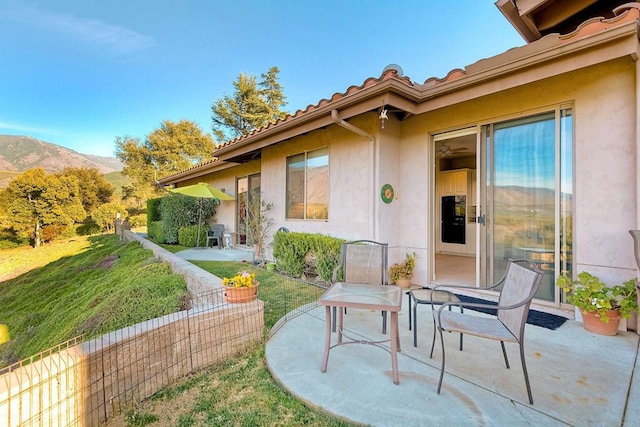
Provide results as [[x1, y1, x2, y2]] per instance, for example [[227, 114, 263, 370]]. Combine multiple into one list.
[[381, 184, 394, 204]]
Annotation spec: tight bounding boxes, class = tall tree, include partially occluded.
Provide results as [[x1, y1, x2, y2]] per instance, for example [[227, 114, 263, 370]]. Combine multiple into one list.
[[211, 66, 287, 142], [58, 167, 114, 215], [0, 168, 86, 247], [115, 119, 215, 201]]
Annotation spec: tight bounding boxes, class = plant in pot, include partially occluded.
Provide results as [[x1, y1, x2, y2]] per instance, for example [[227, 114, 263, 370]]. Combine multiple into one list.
[[556, 271, 638, 335], [222, 271, 260, 303], [390, 252, 416, 289]]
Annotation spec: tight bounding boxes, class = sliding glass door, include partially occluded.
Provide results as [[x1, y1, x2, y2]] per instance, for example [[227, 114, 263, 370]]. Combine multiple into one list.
[[237, 174, 261, 245], [480, 108, 573, 302]]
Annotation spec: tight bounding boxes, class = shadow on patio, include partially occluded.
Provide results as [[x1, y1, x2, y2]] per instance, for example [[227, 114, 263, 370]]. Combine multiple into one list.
[[265, 301, 640, 426]]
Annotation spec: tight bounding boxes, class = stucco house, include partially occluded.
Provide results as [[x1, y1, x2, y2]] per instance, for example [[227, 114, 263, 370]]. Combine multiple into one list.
[[160, 0, 640, 327]]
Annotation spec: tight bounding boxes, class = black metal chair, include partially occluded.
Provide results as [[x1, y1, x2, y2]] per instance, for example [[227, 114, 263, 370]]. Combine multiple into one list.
[[331, 240, 389, 333], [431, 259, 543, 404]]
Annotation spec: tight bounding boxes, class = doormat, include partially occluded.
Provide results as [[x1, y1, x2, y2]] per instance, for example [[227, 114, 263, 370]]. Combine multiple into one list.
[[454, 294, 568, 331]]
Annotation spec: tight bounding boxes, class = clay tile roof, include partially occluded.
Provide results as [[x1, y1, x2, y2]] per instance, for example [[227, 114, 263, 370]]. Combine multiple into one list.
[[213, 68, 414, 153], [162, 3, 640, 182], [558, 4, 640, 42]]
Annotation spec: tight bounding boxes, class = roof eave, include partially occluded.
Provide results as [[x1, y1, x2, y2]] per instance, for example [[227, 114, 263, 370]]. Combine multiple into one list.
[[212, 78, 420, 159]]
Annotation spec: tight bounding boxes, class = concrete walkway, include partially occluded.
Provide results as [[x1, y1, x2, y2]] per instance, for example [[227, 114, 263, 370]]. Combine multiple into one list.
[[173, 246, 255, 263], [265, 302, 640, 426]]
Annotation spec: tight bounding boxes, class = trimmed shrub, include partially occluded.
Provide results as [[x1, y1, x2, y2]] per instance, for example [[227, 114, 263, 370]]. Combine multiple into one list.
[[147, 221, 165, 242], [178, 225, 208, 247], [147, 198, 162, 222], [310, 234, 345, 281], [272, 231, 312, 278], [159, 195, 217, 244], [273, 231, 345, 281]]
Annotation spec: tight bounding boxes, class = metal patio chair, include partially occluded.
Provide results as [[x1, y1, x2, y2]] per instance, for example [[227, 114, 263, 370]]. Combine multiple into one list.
[[431, 259, 543, 404], [206, 224, 225, 249], [331, 240, 389, 333]]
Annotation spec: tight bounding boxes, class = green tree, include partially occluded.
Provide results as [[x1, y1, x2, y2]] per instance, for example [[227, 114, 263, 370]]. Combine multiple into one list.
[[59, 167, 114, 215], [115, 119, 215, 203], [211, 66, 287, 142], [91, 202, 127, 232], [0, 168, 86, 247]]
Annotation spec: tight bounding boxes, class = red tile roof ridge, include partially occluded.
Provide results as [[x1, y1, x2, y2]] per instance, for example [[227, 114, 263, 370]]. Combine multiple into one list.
[[214, 68, 413, 151], [418, 68, 468, 88], [558, 5, 639, 42], [165, 157, 219, 176]]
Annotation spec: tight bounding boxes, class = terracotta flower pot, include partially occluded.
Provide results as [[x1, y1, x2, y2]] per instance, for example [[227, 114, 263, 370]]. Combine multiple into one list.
[[225, 284, 259, 303], [581, 309, 621, 336], [395, 278, 412, 289]]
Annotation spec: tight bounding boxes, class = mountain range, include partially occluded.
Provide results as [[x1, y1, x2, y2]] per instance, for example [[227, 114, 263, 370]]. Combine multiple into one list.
[[0, 135, 122, 188]]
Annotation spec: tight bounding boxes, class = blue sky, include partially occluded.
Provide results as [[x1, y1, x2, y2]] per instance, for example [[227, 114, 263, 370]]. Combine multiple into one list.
[[0, 0, 524, 157]]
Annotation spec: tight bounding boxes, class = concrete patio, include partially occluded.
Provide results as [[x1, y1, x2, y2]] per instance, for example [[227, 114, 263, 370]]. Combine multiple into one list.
[[265, 301, 640, 426], [173, 246, 255, 262], [170, 244, 640, 425]]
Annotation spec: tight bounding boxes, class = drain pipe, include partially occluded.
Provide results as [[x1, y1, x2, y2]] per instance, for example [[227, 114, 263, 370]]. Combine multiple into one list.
[[636, 59, 640, 241], [331, 110, 377, 240]]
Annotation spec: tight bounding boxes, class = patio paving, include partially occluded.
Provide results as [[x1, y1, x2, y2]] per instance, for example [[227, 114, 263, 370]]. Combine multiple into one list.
[[265, 300, 640, 426], [173, 246, 255, 262]]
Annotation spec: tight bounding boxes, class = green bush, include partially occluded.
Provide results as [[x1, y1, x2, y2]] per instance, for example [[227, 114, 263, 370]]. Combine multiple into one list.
[[272, 231, 312, 277], [40, 224, 66, 243], [273, 231, 345, 281], [178, 225, 208, 247], [147, 221, 165, 242], [147, 198, 162, 222], [310, 234, 345, 281], [159, 195, 217, 244], [76, 221, 101, 236], [128, 214, 147, 228]]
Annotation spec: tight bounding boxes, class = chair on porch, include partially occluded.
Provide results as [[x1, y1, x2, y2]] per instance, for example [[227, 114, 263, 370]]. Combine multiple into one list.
[[331, 240, 389, 333], [206, 224, 225, 249], [430, 259, 543, 404]]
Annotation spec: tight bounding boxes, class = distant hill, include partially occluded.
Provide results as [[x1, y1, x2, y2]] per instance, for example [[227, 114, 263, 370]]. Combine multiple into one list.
[[0, 135, 122, 188]]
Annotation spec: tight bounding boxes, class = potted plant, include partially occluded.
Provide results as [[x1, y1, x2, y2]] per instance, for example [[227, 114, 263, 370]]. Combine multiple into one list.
[[389, 252, 417, 288], [222, 271, 260, 303], [556, 271, 638, 335]]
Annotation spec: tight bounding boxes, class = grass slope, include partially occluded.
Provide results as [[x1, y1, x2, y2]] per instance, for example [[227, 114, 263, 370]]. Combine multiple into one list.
[[105, 262, 351, 427], [0, 235, 188, 368]]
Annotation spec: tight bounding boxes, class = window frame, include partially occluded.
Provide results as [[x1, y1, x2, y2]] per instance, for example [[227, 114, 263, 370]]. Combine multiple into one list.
[[285, 147, 329, 220]]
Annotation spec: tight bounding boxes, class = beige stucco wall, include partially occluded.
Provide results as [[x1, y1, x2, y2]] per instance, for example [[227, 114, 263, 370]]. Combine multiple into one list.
[[261, 115, 381, 246], [179, 58, 637, 295], [397, 57, 637, 287]]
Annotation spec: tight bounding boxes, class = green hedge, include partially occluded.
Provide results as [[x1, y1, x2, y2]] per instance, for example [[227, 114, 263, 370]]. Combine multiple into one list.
[[178, 225, 208, 247], [272, 231, 344, 281], [146, 198, 162, 222], [147, 221, 165, 242], [159, 195, 217, 244], [310, 234, 345, 281]]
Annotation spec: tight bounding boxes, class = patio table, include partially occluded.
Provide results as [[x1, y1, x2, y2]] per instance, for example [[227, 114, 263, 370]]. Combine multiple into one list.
[[319, 282, 402, 384]]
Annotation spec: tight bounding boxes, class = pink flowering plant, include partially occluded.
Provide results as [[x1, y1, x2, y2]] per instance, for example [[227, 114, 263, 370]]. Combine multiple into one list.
[[222, 271, 259, 288]]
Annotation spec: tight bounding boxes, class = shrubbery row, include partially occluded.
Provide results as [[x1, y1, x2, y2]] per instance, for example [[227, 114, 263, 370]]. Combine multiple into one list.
[[146, 196, 218, 247], [272, 231, 345, 282]]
